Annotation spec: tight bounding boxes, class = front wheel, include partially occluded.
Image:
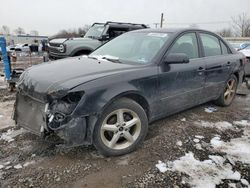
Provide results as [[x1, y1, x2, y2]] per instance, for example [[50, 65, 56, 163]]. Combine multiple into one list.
[[93, 98, 148, 156], [214, 74, 238, 106]]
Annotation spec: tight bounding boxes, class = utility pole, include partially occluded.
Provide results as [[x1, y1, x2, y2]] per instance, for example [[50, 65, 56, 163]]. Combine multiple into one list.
[[160, 13, 164, 28]]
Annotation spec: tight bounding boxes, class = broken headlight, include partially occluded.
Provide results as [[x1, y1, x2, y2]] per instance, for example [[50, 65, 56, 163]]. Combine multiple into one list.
[[47, 91, 84, 130]]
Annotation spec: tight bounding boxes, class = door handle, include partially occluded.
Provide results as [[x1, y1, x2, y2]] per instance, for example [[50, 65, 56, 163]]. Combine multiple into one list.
[[197, 67, 205, 71]]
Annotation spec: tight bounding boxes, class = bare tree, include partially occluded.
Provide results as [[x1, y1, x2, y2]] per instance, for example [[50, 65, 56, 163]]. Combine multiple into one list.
[[51, 26, 90, 39], [217, 28, 233, 37], [1, 25, 10, 35], [232, 13, 250, 37], [14, 27, 25, 35], [30, 30, 39, 36]]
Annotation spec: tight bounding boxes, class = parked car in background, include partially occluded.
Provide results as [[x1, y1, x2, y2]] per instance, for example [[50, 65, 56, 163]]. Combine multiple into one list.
[[14, 28, 245, 156], [15, 43, 30, 52], [230, 42, 249, 51], [239, 44, 250, 76], [7, 45, 16, 53], [48, 22, 148, 60]]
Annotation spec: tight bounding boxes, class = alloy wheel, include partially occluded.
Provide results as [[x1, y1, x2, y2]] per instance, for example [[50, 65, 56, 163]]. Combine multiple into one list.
[[100, 108, 142, 150], [224, 78, 237, 104]]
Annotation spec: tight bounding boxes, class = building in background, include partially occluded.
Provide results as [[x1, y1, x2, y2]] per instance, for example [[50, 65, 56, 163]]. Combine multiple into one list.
[[0, 34, 48, 45]]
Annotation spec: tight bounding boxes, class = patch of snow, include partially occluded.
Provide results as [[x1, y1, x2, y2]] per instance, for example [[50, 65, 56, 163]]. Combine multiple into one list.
[[193, 138, 200, 143], [210, 136, 223, 147], [155, 161, 168, 173], [208, 155, 225, 165], [0, 165, 4, 169], [226, 171, 241, 180], [5, 166, 12, 170], [181, 118, 186, 122], [195, 143, 203, 150], [241, 179, 249, 186], [0, 128, 26, 142], [0, 114, 3, 118], [195, 135, 204, 139], [31, 154, 36, 158], [195, 121, 233, 130], [228, 183, 236, 188], [233, 120, 250, 127], [4, 161, 11, 166], [211, 128, 250, 165], [176, 141, 182, 146], [14, 164, 22, 169], [165, 152, 241, 188], [23, 161, 35, 167]]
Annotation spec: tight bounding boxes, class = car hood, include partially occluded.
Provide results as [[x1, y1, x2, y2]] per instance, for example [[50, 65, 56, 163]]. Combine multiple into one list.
[[18, 56, 139, 99], [49, 38, 68, 44]]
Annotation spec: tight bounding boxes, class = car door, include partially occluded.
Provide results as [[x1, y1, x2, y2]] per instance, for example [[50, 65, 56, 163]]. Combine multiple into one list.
[[199, 33, 232, 101], [158, 32, 206, 117]]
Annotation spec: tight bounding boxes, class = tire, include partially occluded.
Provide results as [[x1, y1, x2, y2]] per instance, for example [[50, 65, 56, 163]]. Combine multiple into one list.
[[93, 98, 148, 156], [214, 74, 238, 106]]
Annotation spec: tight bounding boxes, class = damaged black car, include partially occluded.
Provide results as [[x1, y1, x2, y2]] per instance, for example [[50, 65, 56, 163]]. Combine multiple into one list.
[[13, 28, 245, 156]]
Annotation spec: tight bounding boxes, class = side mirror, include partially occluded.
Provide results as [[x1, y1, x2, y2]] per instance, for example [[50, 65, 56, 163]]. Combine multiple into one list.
[[100, 34, 110, 41], [164, 53, 190, 64]]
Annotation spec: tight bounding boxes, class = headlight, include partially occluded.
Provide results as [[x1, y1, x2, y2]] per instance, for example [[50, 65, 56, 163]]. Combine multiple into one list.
[[58, 44, 65, 53]]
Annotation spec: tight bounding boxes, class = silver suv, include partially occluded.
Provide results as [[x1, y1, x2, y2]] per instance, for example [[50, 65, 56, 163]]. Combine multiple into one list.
[[48, 22, 147, 60]]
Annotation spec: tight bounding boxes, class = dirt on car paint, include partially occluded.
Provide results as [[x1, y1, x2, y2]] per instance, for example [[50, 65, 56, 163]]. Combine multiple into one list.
[[0, 86, 249, 188]]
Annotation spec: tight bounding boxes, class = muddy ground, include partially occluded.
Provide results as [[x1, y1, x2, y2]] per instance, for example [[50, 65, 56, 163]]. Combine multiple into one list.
[[0, 84, 250, 188]]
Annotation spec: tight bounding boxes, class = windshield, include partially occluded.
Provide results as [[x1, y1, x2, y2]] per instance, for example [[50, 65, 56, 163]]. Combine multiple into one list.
[[90, 32, 171, 64], [84, 24, 105, 39]]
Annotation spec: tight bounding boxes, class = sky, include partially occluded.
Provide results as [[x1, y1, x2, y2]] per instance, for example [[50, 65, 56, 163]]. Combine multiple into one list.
[[0, 0, 249, 36]]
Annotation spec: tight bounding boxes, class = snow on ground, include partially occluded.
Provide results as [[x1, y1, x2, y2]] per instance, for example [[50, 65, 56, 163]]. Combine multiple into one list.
[[156, 120, 250, 187], [155, 161, 168, 173], [161, 152, 244, 188], [194, 120, 233, 130], [211, 121, 250, 165], [0, 128, 27, 142]]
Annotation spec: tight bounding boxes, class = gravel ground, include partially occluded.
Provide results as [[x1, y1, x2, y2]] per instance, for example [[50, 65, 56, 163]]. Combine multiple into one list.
[[0, 85, 249, 188]]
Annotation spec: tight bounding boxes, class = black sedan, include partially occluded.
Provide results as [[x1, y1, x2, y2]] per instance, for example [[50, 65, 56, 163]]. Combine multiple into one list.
[[14, 28, 245, 156]]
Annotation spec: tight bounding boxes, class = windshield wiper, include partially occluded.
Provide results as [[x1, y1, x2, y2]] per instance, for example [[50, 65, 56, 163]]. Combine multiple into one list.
[[87, 55, 98, 60], [101, 55, 122, 63]]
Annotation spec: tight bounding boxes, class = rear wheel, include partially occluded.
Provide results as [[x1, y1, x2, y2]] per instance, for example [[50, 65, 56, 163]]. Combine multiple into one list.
[[214, 74, 238, 106], [93, 98, 148, 156]]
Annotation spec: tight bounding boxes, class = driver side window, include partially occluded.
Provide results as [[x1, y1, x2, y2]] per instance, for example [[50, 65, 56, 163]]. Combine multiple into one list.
[[108, 27, 129, 39], [169, 33, 199, 59]]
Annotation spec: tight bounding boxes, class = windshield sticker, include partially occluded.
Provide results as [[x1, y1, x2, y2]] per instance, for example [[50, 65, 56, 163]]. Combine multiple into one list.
[[147, 33, 168, 38]]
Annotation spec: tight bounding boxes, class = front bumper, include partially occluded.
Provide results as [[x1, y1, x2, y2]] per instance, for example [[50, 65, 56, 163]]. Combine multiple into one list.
[[14, 93, 88, 146], [48, 52, 69, 60]]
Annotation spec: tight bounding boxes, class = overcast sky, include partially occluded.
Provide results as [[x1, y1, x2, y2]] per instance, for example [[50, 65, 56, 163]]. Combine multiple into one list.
[[0, 0, 249, 36]]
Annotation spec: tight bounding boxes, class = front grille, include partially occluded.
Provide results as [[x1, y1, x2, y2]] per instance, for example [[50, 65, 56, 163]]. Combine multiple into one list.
[[49, 42, 61, 47], [15, 93, 46, 135], [48, 43, 61, 53]]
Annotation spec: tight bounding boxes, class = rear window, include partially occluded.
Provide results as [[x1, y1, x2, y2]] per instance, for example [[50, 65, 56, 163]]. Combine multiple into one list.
[[220, 41, 230, 55], [200, 33, 221, 57]]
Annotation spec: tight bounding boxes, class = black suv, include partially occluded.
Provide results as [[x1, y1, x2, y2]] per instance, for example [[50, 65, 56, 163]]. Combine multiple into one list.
[[48, 22, 147, 60]]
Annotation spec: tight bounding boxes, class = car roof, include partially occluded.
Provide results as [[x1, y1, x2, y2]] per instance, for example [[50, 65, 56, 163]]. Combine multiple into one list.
[[130, 28, 217, 34], [92, 22, 147, 28]]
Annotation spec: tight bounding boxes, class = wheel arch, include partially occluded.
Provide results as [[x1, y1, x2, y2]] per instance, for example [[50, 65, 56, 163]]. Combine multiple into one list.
[[102, 91, 151, 120]]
